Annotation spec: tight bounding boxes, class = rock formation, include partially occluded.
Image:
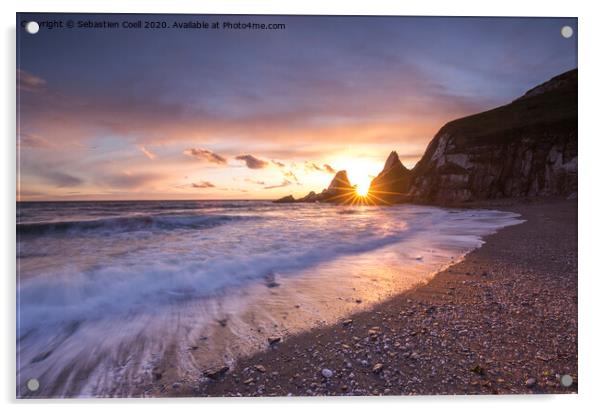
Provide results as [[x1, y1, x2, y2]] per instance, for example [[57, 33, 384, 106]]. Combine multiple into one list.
[[318, 170, 356, 203], [409, 69, 577, 203], [274, 170, 356, 204], [273, 195, 295, 204], [368, 151, 412, 203], [274, 69, 578, 205]]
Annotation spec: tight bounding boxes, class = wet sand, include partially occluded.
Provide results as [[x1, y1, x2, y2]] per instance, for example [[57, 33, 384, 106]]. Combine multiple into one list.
[[161, 198, 577, 397]]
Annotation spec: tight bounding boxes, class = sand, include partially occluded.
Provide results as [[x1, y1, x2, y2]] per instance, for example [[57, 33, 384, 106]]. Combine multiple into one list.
[[162, 198, 577, 397]]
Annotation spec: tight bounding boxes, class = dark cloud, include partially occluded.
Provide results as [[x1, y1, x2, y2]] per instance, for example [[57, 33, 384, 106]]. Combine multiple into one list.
[[191, 181, 215, 188], [272, 160, 285, 168], [184, 148, 227, 164], [236, 154, 269, 169], [264, 179, 292, 189]]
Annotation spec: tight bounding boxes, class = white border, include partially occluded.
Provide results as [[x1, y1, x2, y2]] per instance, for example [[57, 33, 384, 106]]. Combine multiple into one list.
[[2, 1, 600, 411]]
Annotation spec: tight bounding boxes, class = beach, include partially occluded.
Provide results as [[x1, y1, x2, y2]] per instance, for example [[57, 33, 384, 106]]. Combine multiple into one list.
[[166, 198, 577, 397]]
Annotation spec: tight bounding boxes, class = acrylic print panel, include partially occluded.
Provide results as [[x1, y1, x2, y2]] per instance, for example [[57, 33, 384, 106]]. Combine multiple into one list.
[[16, 13, 577, 398]]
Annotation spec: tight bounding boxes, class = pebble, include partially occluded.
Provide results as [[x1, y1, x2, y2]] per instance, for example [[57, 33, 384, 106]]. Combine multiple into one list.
[[203, 365, 229, 380], [525, 378, 537, 388], [321, 368, 333, 378], [268, 336, 281, 345]]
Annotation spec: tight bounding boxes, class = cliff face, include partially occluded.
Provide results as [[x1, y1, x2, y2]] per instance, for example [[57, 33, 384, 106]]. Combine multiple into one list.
[[409, 69, 577, 203], [368, 151, 412, 203]]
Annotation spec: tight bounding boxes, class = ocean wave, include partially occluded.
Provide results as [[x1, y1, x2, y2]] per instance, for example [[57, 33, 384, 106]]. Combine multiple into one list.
[[17, 214, 252, 236]]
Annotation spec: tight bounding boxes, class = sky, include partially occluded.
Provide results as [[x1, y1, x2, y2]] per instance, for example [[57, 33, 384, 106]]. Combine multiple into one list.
[[17, 14, 577, 201]]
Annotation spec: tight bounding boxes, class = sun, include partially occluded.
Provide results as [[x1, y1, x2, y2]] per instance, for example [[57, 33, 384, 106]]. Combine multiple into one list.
[[355, 179, 370, 197]]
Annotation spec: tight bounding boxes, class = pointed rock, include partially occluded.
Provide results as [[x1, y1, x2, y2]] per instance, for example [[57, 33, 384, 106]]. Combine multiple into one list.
[[368, 151, 412, 203], [319, 171, 356, 203]]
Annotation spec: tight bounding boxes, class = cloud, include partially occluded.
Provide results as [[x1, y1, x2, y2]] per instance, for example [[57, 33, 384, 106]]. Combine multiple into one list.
[[245, 178, 266, 185], [264, 179, 292, 189], [139, 146, 156, 160], [305, 161, 332, 173], [323, 164, 336, 174], [236, 154, 269, 169], [304, 162, 337, 174], [304, 161, 323, 172], [18, 133, 54, 148], [272, 160, 285, 168], [283, 170, 299, 183], [17, 69, 46, 93], [42, 171, 84, 188], [191, 181, 215, 188], [101, 171, 159, 189], [184, 148, 227, 164]]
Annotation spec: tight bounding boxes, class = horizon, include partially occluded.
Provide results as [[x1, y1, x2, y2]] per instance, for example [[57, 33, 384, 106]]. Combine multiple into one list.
[[17, 14, 577, 201]]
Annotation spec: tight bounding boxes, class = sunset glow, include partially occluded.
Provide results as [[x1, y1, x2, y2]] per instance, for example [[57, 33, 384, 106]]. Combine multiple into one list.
[[16, 15, 577, 201]]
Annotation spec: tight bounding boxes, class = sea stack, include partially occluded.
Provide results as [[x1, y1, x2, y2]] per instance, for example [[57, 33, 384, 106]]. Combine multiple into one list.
[[316, 170, 356, 203], [368, 151, 412, 203], [275, 170, 357, 204]]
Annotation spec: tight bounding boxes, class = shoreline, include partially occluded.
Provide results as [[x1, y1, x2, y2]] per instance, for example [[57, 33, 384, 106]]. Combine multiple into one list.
[[160, 197, 577, 397]]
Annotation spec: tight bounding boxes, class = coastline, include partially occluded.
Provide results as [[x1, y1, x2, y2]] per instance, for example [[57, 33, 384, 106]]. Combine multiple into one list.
[[163, 197, 577, 397]]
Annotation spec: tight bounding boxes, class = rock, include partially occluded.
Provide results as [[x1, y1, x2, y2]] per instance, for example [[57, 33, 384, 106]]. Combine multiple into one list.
[[343, 319, 353, 326], [368, 151, 412, 203], [152, 366, 164, 381], [243, 378, 254, 385], [268, 336, 281, 345], [290, 170, 356, 205], [409, 69, 577, 203], [525, 378, 537, 388], [254, 364, 267, 373], [372, 363, 384, 374], [264, 272, 280, 288], [470, 365, 485, 376], [203, 365, 229, 380], [298, 191, 318, 202], [273, 195, 296, 203], [321, 368, 333, 378]]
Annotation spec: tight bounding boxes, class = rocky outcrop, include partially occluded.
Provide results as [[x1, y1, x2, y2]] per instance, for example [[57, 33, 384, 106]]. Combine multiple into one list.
[[368, 151, 412, 203], [409, 69, 577, 203], [273, 195, 296, 203], [273, 171, 357, 204], [318, 171, 355, 203]]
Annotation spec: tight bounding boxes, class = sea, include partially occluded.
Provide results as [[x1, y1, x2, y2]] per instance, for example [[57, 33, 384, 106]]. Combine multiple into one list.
[[16, 200, 523, 397]]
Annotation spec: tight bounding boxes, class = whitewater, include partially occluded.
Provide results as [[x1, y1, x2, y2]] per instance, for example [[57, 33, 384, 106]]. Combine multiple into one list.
[[16, 200, 523, 397]]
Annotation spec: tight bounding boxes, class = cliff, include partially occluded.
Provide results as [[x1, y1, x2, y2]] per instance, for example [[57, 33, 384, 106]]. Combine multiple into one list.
[[409, 69, 577, 203]]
